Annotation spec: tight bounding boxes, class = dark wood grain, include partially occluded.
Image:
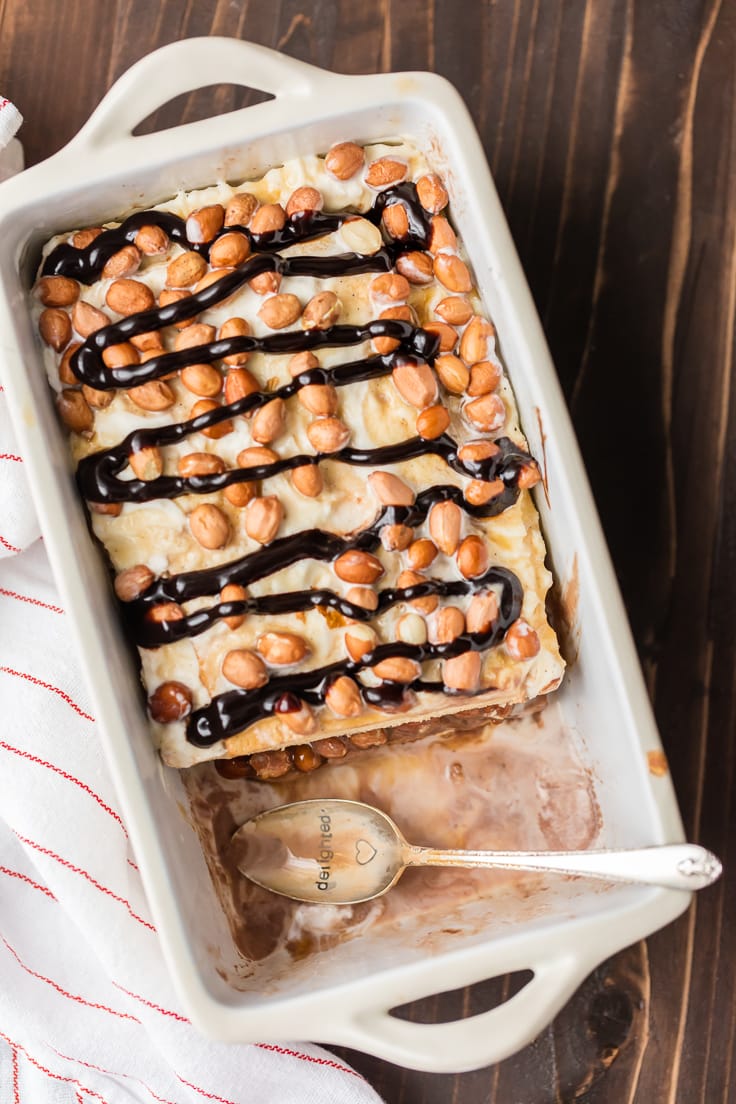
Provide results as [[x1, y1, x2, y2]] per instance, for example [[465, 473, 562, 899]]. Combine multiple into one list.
[[1, 1, 733, 1100]]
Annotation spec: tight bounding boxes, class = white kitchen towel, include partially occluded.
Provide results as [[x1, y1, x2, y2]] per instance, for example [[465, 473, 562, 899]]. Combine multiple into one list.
[[0, 105, 382, 1104]]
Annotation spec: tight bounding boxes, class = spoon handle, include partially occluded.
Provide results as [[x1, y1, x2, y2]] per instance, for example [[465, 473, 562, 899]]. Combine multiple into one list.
[[406, 842, 721, 891]]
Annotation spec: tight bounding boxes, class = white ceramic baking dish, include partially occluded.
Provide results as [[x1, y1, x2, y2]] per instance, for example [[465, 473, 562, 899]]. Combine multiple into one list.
[[0, 37, 690, 1073]]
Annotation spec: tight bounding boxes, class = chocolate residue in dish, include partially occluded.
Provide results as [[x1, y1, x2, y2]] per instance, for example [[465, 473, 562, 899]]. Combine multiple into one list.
[[182, 705, 601, 985], [547, 553, 581, 667], [534, 406, 551, 509]]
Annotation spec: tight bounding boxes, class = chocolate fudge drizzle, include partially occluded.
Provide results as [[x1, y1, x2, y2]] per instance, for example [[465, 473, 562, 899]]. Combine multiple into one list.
[[44, 182, 538, 747]]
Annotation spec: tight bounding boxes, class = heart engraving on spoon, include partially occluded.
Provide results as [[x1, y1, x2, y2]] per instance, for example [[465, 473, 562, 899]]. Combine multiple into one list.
[[355, 838, 377, 865]]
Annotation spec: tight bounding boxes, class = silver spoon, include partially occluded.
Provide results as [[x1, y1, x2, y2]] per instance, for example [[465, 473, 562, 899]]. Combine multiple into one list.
[[231, 798, 721, 905]]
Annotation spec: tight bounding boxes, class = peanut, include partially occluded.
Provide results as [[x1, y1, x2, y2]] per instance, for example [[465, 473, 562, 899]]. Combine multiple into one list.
[[224, 482, 258, 507], [167, 251, 207, 288], [193, 267, 235, 299], [307, 417, 350, 453], [128, 380, 174, 411], [344, 623, 377, 661], [102, 245, 141, 280], [382, 203, 409, 239], [370, 273, 410, 303], [145, 602, 184, 623], [57, 389, 93, 433], [347, 586, 378, 611], [189, 503, 230, 549], [373, 656, 420, 682], [417, 173, 449, 214], [368, 471, 415, 506], [465, 393, 506, 432], [245, 496, 283, 543], [465, 479, 504, 505], [365, 157, 408, 187], [224, 365, 259, 404], [381, 524, 413, 551], [252, 397, 286, 444], [221, 583, 248, 629], [416, 404, 450, 439], [250, 750, 291, 779], [288, 350, 319, 378], [210, 232, 250, 269], [392, 359, 437, 409], [397, 612, 427, 645], [468, 361, 502, 396], [131, 332, 163, 353], [186, 204, 224, 244], [129, 445, 163, 480], [428, 216, 457, 254], [39, 308, 72, 350], [72, 300, 109, 337], [340, 217, 383, 254], [429, 500, 462, 555], [423, 321, 458, 353], [302, 290, 340, 330], [219, 318, 252, 366], [237, 445, 279, 469], [460, 316, 495, 365], [457, 535, 489, 579], [106, 279, 155, 316], [397, 569, 439, 614], [177, 452, 225, 477], [325, 675, 363, 717], [349, 730, 388, 749], [37, 276, 79, 307], [334, 550, 384, 584], [114, 564, 154, 602], [433, 606, 465, 643], [159, 288, 194, 328], [458, 440, 501, 464], [250, 203, 287, 235], [222, 649, 268, 689], [298, 383, 338, 416], [434, 254, 472, 293], [148, 681, 193, 723], [71, 227, 102, 249], [282, 706, 317, 738], [313, 736, 349, 759], [88, 501, 122, 516], [395, 251, 434, 284], [374, 305, 413, 354], [435, 354, 470, 394], [257, 631, 308, 665], [291, 464, 323, 497], [258, 293, 301, 329], [59, 343, 81, 385], [102, 341, 139, 369], [505, 619, 541, 660], [286, 186, 323, 217], [466, 591, 499, 634], [443, 651, 481, 691], [517, 462, 542, 490], [407, 538, 437, 570], [435, 296, 473, 326], [181, 364, 222, 397], [224, 192, 258, 227], [191, 398, 233, 438], [135, 224, 169, 255], [175, 322, 215, 352], [325, 141, 365, 179], [249, 269, 280, 295], [82, 384, 114, 409]]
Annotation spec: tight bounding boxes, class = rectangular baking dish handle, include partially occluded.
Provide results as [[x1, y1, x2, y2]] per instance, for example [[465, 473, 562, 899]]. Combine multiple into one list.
[[340, 951, 589, 1073], [67, 37, 327, 151]]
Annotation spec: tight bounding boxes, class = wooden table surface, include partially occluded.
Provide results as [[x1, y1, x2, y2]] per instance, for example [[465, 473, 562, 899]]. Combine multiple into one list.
[[1, 1, 733, 1100]]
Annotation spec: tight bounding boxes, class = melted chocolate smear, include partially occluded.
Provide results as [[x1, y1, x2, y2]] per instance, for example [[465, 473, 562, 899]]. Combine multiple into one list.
[[187, 567, 522, 747]]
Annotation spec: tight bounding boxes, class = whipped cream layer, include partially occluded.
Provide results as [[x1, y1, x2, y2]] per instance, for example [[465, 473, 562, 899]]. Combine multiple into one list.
[[33, 140, 564, 770]]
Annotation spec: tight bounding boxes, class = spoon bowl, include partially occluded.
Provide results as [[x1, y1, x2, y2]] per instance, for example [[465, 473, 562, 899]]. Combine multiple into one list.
[[231, 798, 722, 906]]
